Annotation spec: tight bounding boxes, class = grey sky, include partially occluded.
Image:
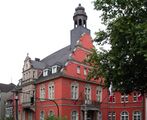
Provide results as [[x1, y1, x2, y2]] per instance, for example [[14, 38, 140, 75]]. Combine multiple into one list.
[[0, 0, 105, 85]]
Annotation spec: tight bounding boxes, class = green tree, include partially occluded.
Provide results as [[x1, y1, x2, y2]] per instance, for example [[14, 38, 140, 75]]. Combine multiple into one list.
[[87, 0, 147, 94], [45, 115, 67, 120]]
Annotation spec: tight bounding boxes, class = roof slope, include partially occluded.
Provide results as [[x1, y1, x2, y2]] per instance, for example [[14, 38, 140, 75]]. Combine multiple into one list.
[[31, 60, 46, 69], [0, 83, 16, 92], [41, 45, 71, 67]]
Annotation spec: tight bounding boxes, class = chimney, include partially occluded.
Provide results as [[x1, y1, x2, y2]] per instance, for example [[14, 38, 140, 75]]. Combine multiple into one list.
[[35, 58, 40, 62]]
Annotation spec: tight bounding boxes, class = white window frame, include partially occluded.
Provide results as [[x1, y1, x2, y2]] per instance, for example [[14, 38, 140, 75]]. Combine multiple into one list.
[[48, 82, 55, 99], [84, 67, 87, 76], [96, 86, 102, 102], [97, 111, 102, 120], [43, 69, 48, 77], [40, 85, 45, 100], [120, 111, 129, 120], [77, 66, 80, 74], [71, 82, 79, 100], [71, 111, 78, 120], [40, 111, 44, 120], [52, 65, 58, 74], [133, 92, 141, 102], [108, 112, 116, 120], [121, 93, 128, 103], [133, 111, 141, 120], [22, 111, 25, 120], [85, 85, 91, 104]]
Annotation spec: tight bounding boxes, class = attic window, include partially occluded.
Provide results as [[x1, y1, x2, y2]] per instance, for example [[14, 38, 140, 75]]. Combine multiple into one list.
[[52, 65, 58, 74], [43, 69, 48, 77]]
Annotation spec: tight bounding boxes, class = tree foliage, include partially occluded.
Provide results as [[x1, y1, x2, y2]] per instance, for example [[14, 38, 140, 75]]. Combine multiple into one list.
[[87, 0, 147, 94], [45, 116, 67, 120]]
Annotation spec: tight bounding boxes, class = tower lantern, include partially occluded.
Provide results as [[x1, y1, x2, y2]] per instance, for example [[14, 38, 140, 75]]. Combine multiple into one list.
[[73, 4, 87, 28]]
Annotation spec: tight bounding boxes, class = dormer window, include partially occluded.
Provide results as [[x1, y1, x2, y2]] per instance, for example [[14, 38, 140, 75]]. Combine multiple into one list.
[[43, 69, 48, 77], [52, 65, 60, 74]]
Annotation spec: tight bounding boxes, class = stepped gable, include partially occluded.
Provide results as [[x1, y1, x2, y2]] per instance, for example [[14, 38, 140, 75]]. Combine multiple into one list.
[[41, 45, 71, 67], [0, 83, 16, 92]]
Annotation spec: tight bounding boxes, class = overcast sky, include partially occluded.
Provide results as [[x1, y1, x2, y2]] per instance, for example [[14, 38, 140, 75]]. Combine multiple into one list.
[[0, 0, 105, 85]]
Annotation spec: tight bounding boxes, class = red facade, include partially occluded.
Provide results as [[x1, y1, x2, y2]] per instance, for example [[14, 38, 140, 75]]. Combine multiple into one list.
[[13, 4, 145, 120]]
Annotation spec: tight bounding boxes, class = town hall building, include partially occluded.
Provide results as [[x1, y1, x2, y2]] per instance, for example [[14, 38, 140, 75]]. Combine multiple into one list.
[[13, 4, 145, 120]]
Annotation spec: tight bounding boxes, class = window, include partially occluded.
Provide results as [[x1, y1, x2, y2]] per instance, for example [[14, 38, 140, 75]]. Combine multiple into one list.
[[22, 111, 25, 120], [108, 112, 116, 120], [84, 68, 87, 76], [79, 19, 82, 26], [43, 69, 48, 77], [85, 85, 91, 104], [40, 85, 45, 100], [109, 95, 115, 103], [71, 82, 79, 100], [121, 111, 128, 120], [71, 111, 78, 120], [48, 82, 54, 99], [5, 107, 13, 117], [52, 65, 57, 74], [77, 66, 80, 74], [48, 110, 54, 117], [133, 111, 141, 120], [97, 111, 102, 120], [40, 111, 44, 120], [28, 112, 32, 120], [121, 93, 128, 103], [96, 86, 102, 102], [33, 71, 35, 78], [133, 92, 141, 102], [18, 111, 21, 120]]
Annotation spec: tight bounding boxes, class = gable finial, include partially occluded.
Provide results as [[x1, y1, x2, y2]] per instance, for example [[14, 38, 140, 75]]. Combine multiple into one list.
[[27, 53, 29, 57]]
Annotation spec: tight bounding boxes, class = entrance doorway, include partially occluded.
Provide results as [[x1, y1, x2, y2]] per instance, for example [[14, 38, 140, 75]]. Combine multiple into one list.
[[87, 111, 94, 120]]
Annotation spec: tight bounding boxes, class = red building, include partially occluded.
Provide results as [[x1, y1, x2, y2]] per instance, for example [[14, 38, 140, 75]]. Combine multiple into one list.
[[14, 4, 145, 120]]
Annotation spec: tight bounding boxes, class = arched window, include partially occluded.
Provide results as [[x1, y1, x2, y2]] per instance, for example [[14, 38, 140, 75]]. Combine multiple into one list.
[[133, 111, 141, 120], [48, 110, 54, 117], [71, 111, 78, 120], [40, 111, 44, 120], [120, 111, 128, 120], [79, 19, 82, 26]]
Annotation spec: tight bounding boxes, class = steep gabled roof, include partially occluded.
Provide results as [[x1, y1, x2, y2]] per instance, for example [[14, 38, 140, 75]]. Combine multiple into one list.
[[31, 60, 46, 69], [0, 83, 16, 92], [41, 45, 71, 67]]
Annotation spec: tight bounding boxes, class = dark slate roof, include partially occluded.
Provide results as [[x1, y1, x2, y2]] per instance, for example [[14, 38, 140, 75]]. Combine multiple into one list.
[[0, 83, 16, 92], [31, 60, 46, 69], [41, 45, 71, 67]]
